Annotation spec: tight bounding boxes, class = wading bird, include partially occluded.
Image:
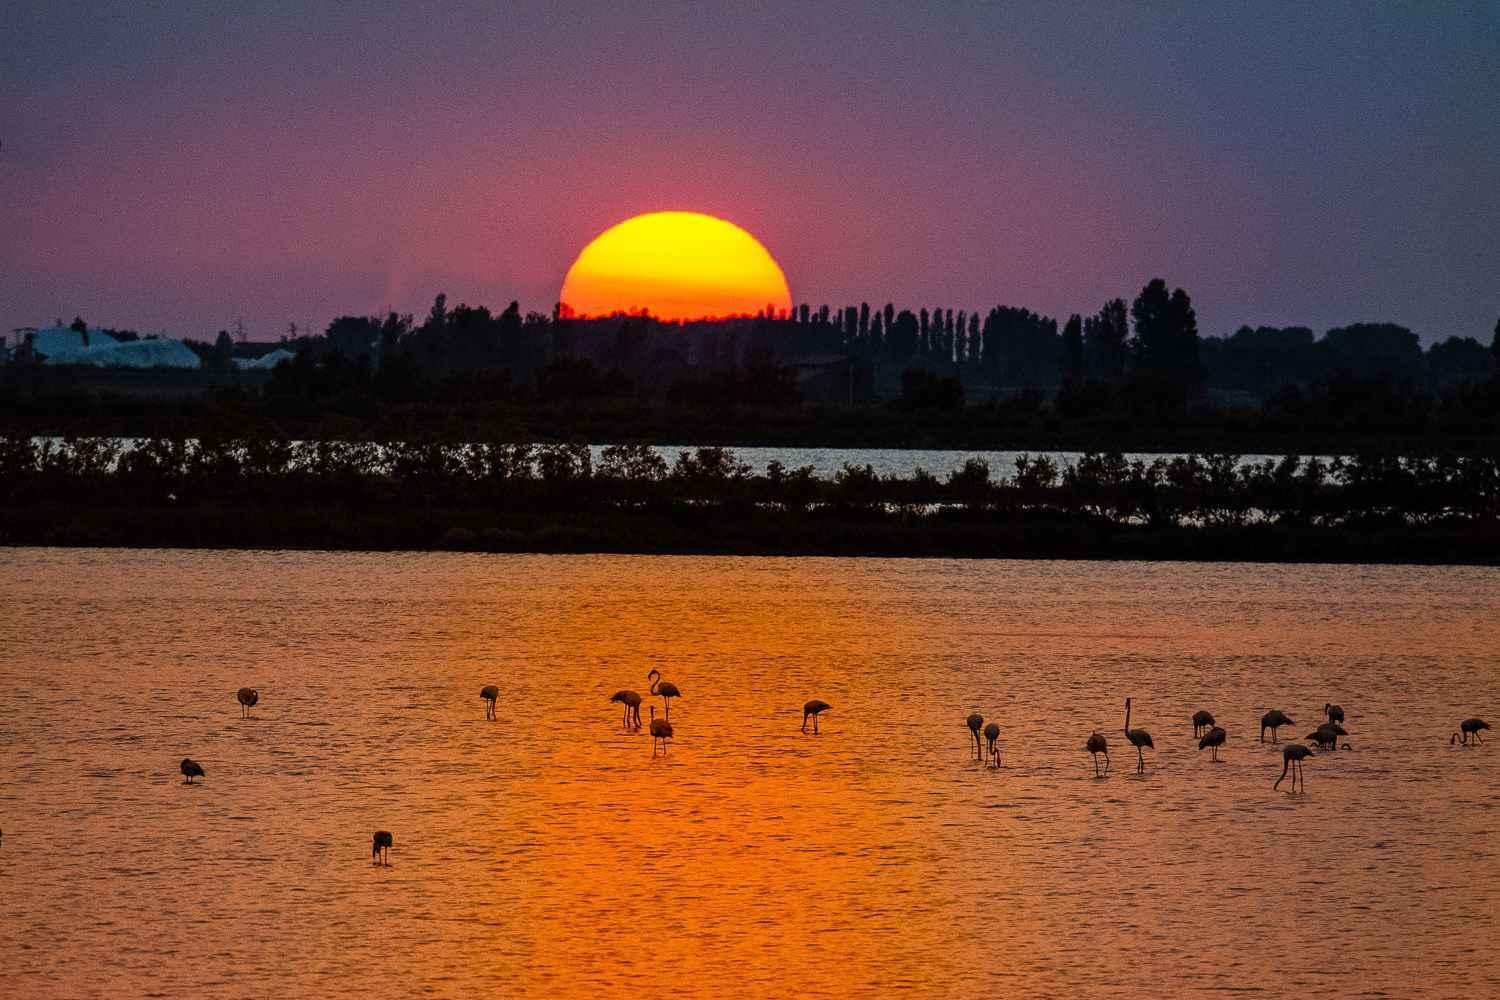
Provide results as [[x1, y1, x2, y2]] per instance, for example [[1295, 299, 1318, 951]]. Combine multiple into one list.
[[480, 685, 500, 721], [1452, 718, 1490, 746], [180, 758, 204, 784], [1307, 722, 1347, 751], [1275, 744, 1313, 792], [1324, 703, 1345, 724], [610, 690, 643, 730], [236, 687, 259, 718], [1192, 710, 1216, 738], [1124, 698, 1154, 774], [1260, 709, 1294, 743], [983, 722, 1001, 768], [802, 700, 831, 734], [650, 705, 673, 757], [647, 669, 681, 720], [1085, 731, 1109, 776], [1199, 725, 1227, 761], [966, 713, 984, 760], [372, 830, 392, 866]]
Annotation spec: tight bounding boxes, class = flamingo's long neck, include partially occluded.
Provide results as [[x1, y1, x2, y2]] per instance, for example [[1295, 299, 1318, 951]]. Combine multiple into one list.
[[1124, 700, 1131, 735]]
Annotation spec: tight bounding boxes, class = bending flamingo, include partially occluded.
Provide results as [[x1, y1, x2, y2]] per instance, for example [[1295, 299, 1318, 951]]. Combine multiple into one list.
[[965, 713, 984, 760], [372, 831, 393, 866], [1192, 710, 1215, 738], [1452, 718, 1490, 746], [1198, 725, 1227, 761], [802, 700, 831, 734], [983, 722, 1001, 768], [610, 690, 643, 730], [1275, 744, 1313, 792], [480, 685, 500, 721], [1085, 731, 1109, 776], [1260, 709, 1294, 743]]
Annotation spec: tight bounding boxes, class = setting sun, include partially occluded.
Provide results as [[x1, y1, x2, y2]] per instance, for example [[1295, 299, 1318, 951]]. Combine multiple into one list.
[[559, 211, 792, 321]]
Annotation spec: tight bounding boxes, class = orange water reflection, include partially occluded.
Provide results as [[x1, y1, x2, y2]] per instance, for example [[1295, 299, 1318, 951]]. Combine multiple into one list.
[[1, 551, 1497, 997]]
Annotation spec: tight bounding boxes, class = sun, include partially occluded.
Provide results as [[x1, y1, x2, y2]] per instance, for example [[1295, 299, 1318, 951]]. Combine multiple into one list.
[[559, 211, 792, 322]]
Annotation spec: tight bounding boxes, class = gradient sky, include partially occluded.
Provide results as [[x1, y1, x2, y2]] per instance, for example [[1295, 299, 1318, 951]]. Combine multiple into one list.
[[3, 1, 1497, 343]]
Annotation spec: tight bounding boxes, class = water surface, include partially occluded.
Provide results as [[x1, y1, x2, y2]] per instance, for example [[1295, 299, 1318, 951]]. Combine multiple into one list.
[[1, 549, 1496, 997]]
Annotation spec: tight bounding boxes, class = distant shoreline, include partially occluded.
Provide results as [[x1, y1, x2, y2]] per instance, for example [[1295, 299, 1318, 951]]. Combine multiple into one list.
[[5, 506, 1497, 566]]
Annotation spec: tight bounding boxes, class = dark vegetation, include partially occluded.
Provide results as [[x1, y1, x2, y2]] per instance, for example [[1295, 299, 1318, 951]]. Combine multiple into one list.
[[6, 283, 1500, 454], [4, 437, 1497, 564]]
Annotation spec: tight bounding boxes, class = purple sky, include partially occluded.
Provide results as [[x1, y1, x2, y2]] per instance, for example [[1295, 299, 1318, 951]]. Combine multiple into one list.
[[3, 1, 1497, 343]]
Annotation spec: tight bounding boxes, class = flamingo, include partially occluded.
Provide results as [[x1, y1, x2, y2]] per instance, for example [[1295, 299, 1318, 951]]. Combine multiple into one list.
[[650, 705, 673, 756], [1124, 698, 1153, 774], [647, 669, 681, 720], [1324, 703, 1345, 724], [983, 722, 1001, 768], [1307, 722, 1346, 751], [1192, 710, 1216, 738], [1198, 725, 1227, 761], [802, 700, 831, 734], [1085, 731, 1109, 776], [1260, 709, 1294, 743], [372, 830, 393, 866], [480, 685, 500, 721], [1275, 744, 1313, 792], [1452, 718, 1490, 746], [180, 758, 204, 784], [236, 687, 259, 718], [610, 690, 643, 730], [965, 713, 984, 760]]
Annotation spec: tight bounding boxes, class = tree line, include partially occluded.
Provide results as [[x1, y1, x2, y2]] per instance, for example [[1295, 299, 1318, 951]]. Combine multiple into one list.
[[4, 436, 1496, 529]]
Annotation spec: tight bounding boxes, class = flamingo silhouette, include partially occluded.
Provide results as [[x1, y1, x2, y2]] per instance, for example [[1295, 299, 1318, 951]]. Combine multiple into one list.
[[180, 758, 204, 784], [1307, 722, 1346, 751], [480, 685, 500, 721], [965, 713, 984, 760], [1198, 725, 1227, 761], [983, 722, 1001, 768], [650, 705, 673, 756], [1124, 698, 1153, 774], [610, 690, 643, 730], [1324, 703, 1345, 724], [1192, 710, 1216, 738], [236, 687, 259, 718], [372, 831, 393, 866], [647, 669, 681, 720], [1085, 731, 1109, 776], [1260, 709, 1294, 743], [1452, 718, 1490, 745], [802, 700, 831, 734], [1275, 744, 1313, 792]]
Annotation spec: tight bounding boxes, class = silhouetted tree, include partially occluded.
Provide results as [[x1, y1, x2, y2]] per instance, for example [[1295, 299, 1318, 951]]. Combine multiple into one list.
[[889, 310, 919, 360], [1084, 298, 1129, 380], [1061, 314, 1084, 385], [1427, 336, 1491, 388], [326, 315, 380, 359], [1321, 322, 1421, 382], [858, 302, 870, 342], [1490, 317, 1499, 365], [1130, 280, 1200, 387], [69, 316, 87, 334]]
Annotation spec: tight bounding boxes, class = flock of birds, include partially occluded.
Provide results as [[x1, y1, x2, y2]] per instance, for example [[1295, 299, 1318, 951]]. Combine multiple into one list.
[[120, 677, 1494, 869]]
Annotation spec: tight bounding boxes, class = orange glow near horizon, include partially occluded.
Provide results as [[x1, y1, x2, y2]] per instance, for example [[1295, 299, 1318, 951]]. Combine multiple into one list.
[[559, 211, 792, 321]]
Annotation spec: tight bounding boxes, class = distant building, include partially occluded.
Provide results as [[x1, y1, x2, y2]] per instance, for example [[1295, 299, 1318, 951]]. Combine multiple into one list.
[[24, 326, 201, 369], [233, 348, 295, 370]]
